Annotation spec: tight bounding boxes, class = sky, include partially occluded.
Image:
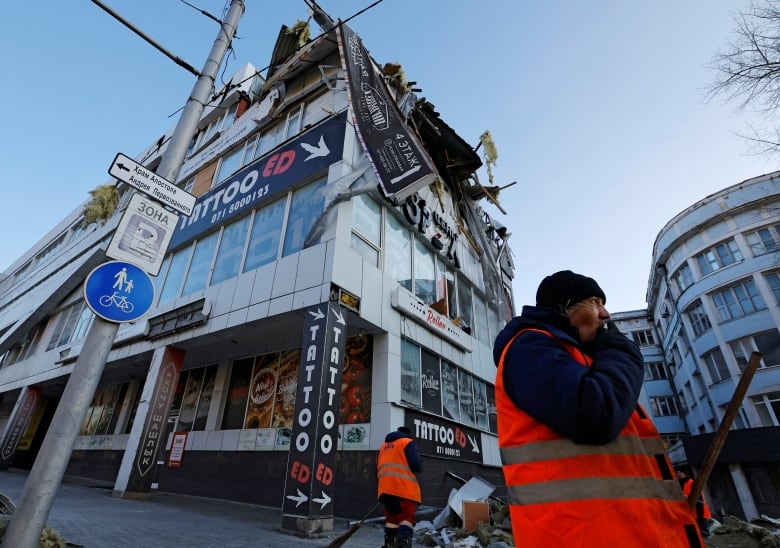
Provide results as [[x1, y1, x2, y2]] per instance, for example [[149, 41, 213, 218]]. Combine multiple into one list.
[[1, 1, 778, 313]]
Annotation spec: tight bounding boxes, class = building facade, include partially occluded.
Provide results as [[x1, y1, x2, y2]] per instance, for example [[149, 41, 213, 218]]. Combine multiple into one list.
[[0, 19, 514, 521], [645, 172, 780, 520]]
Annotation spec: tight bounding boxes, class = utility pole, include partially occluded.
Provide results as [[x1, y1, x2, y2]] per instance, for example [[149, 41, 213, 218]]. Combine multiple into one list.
[[4, 2, 245, 546]]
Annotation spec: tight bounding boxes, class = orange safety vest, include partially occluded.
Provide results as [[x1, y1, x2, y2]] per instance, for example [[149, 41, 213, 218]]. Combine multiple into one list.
[[377, 437, 421, 503], [496, 328, 703, 548], [682, 478, 712, 519]]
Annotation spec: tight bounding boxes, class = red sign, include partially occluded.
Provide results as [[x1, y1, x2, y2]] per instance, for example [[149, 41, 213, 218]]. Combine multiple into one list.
[[167, 431, 188, 468]]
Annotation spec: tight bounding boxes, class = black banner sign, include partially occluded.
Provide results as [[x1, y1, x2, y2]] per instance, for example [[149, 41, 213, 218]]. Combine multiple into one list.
[[128, 347, 184, 492], [405, 410, 483, 464], [169, 112, 347, 249], [0, 386, 40, 463], [338, 24, 436, 199], [281, 302, 347, 521]]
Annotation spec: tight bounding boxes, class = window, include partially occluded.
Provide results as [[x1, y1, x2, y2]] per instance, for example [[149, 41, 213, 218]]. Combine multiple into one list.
[[685, 300, 711, 337], [456, 275, 473, 333], [755, 330, 780, 368], [385, 213, 412, 293], [632, 329, 656, 346], [712, 279, 766, 321], [46, 301, 94, 350], [745, 224, 780, 256], [210, 216, 250, 285], [181, 232, 219, 296], [281, 178, 327, 257], [650, 396, 680, 417], [400, 339, 422, 407], [645, 361, 669, 380], [702, 348, 731, 384], [729, 338, 751, 372], [351, 194, 381, 266], [695, 239, 742, 275], [170, 365, 218, 432], [158, 250, 190, 304], [766, 271, 780, 304], [673, 263, 694, 293], [243, 199, 286, 272], [79, 383, 128, 436], [413, 238, 436, 305], [752, 391, 780, 427], [213, 135, 258, 187]]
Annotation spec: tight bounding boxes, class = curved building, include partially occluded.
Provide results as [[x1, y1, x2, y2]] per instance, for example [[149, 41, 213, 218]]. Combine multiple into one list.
[[646, 172, 780, 520]]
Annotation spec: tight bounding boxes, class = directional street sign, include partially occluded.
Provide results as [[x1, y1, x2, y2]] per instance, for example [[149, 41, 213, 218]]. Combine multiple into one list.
[[108, 153, 196, 216], [84, 261, 155, 323], [107, 193, 179, 276]]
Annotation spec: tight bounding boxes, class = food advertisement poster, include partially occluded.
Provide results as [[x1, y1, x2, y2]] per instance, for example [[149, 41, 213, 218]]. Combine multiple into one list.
[[272, 349, 300, 428], [176, 368, 204, 432], [341, 424, 369, 450], [341, 335, 372, 424], [244, 353, 280, 429]]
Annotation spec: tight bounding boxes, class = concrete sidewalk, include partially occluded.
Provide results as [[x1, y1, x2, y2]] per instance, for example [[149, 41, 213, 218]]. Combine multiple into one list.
[[0, 468, 385, 547]]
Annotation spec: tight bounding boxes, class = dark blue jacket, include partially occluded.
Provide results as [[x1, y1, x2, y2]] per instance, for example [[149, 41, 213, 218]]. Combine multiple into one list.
[[493, 305, 644, 444], [384, 430, 423, 473]]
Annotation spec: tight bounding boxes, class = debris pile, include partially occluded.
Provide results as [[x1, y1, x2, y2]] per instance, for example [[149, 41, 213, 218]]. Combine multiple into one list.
[[413, 475, 515, 547], [705, 515, 780, 548]]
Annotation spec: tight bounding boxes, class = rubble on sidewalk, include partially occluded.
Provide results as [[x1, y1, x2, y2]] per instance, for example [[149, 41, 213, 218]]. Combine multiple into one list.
[[413, 475, 515, 547], [705, 515, 780, 548]]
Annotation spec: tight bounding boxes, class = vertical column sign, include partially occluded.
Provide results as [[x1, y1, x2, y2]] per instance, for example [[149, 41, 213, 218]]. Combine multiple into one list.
[[282, 303, 347, 524]]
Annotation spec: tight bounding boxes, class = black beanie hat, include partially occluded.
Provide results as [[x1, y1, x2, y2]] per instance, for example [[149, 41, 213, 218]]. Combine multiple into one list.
[[535, 270, 606, 310], [397, 426, 412, 434]]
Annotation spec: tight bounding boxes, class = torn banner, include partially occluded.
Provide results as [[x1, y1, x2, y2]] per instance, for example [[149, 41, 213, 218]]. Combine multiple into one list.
[[337, 24, 436, 199]]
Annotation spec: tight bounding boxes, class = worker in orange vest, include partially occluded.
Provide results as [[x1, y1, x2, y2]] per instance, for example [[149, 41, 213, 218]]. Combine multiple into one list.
[[494, 270, 704, 547], [677, 468, 713, 536], [377, 426, 423, 548]]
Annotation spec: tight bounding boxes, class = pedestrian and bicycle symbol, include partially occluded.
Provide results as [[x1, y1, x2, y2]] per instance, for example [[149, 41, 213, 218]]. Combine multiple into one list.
[[84, 261, 155, 323]]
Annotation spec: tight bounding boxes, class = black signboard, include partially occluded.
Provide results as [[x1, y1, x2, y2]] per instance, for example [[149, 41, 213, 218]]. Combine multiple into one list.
[[405, 410, 483, 464], [169, 112, 347, 249], [0, 386, 40, 464], [127, 347, 184, 492], [338, 24, 436, 199], [281, 302, 347, 525]]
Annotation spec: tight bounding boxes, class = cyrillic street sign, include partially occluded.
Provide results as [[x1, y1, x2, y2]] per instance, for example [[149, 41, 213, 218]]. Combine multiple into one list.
[[84, 261, 155, 323], [108, 153, 196, 216], [107, 193, 179, 276]]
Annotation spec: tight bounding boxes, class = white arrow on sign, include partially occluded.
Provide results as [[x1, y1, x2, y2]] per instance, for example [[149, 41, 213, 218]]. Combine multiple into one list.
[[108, 153, 196, 217], [286, 488, 308, 508], [312, 491, 332, 509], [308, 308, 325, 320], [467, 434, 480, 454]]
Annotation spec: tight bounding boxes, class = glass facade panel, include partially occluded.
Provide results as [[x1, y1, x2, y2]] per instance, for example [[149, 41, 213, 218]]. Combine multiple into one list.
[[385, 214, 412, 292], [182, 232, 218, 296], [413, 238, 436, 305], [211, 216, 250, 285], [352, 193, 381, 246], [159, 250, 189, 303], [282, 178, 327, 257], [400, 339, 421, 407], [244, 199, 286, 272], [755, 331, 780, 367]]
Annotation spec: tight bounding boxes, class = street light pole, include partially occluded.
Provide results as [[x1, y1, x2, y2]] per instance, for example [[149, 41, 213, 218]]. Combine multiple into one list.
[[4, 2, 245, 546]]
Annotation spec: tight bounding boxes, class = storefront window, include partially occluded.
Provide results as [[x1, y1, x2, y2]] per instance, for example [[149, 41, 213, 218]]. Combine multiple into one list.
[[458, 369, 476, 426], [181, 232, 219, 296], [221, 358, 254, 430], [441, 361, 460, 422], [420, 349, 442, 415], [400, 339, 421, 407], [386, 214, 412, 292], [244, 199, 286, 272], [79, 383, 126, 436], [282, 178, 328, 257], [211, 216, 250, 285]]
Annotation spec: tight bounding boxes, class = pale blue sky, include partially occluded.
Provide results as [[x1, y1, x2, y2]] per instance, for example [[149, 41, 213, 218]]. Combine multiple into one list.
[[1, 1, 776, 312]]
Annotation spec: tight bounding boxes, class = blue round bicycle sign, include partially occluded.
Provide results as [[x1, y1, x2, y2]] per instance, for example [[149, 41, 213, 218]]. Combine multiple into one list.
[[84, 261, 155, 323]]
